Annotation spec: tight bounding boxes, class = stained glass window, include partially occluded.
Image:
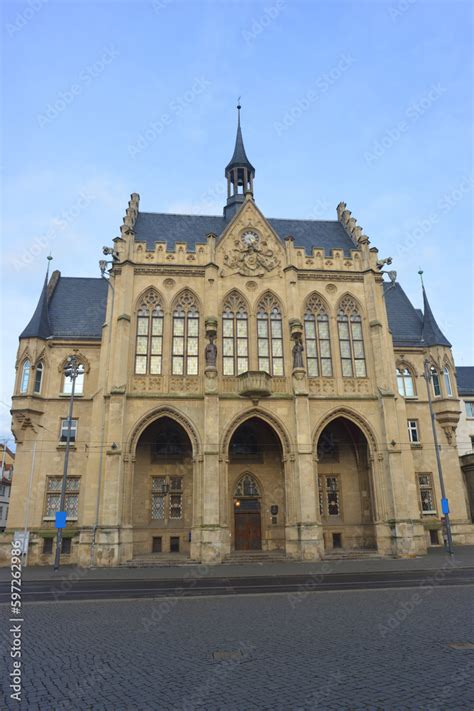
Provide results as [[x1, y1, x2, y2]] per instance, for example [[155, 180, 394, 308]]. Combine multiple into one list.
[[222, 291, 249, 376], [135, 290, 164, 375], [337, 297, 366, 378], [234, 475, 260, 497], [304, 294, 332, 377], [257, 293, 284, 376], [172, 291, 199, 375]]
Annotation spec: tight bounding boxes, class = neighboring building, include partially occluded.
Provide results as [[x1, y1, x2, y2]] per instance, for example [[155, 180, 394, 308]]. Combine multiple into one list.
[[3, 108, 473, 566], [0, 444, 14, 532], [456, 366, 474, 521]]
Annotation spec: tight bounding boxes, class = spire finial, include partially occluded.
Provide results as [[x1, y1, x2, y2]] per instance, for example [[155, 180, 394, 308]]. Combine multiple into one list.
[[46, 253, 53, 278], [237, 98, 241, 125], [418, 268, 424, 287]]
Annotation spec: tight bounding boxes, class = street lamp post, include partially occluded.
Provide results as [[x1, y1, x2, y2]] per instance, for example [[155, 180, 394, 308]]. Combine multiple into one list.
[[423, 358, 454, 555], [53, 355, 84, 571]]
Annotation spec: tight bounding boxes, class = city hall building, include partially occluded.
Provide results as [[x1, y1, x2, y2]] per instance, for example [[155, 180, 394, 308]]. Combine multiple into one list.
[[4, 109, 474, 566]]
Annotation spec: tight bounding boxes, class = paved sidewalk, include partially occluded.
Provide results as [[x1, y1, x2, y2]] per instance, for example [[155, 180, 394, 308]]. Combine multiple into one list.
[[1, 545, 473, 582]]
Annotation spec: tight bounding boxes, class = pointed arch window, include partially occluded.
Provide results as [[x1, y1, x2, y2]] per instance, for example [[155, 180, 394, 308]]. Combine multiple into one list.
[[34, 361, 44, 394], [430, 366, 441, 397], [135, 290, 164, 375], [172, 291, 199, 375], [337, 297, 366, 377], [222, 291, 249, 376], [443, 366, 453, 397], [257, 293, 284, 376], [62, 364, 85, 395], [234, 474, 260, 498], [304, 295, 332, 377], [20, 359, 31, 394], [396, 366, 415, 397]]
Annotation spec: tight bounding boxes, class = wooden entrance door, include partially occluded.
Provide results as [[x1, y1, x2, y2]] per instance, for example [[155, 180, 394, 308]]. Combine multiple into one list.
[[234, 499, 261, 550]]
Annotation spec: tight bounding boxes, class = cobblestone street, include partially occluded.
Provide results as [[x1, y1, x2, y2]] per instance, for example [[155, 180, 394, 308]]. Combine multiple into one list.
[[2, 585, 474, 710]]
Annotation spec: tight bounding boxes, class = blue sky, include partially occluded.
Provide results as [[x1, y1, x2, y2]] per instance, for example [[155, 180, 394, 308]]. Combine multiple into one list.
[[1, 0, 472, 443]]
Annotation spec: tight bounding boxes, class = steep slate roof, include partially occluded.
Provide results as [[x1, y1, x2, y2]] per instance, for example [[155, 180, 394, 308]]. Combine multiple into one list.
[[20, 273, 52, 339], [456, 366, 474, 396], [383, 282, 423, 347], [133, 212, 357, 257], [421, 286, 451, 347], [20, 275, 108, 341]]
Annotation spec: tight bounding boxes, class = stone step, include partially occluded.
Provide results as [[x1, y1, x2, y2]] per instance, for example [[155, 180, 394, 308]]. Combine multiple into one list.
[[323, 549, 385, 561], [221, 551, 288, 565], [119, 555, 199, 568]]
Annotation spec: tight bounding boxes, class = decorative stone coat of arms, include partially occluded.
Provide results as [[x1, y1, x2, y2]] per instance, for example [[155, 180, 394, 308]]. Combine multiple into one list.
[[223, 230, 281, 277]]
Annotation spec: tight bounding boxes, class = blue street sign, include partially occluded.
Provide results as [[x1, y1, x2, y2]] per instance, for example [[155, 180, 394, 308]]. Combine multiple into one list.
[[55, 511, 67, 529], [441, 498, 449, 515]]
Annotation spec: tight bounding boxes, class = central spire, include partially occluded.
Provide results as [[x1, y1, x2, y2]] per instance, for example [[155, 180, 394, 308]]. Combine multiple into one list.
[[224, 103, 255, 219]]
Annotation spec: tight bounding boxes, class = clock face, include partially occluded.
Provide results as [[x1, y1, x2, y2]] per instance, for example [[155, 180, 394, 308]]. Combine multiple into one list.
[[242, 231, 259, 247]]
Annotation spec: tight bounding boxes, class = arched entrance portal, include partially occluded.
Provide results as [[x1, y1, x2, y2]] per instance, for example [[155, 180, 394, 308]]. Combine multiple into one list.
[[228, 417, 285, 552], [133, 416, 193, 557], [316, 417, 376, 552]]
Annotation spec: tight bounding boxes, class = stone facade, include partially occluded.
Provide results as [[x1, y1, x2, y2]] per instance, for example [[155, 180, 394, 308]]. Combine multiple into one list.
[[3, 118, 474, 566]]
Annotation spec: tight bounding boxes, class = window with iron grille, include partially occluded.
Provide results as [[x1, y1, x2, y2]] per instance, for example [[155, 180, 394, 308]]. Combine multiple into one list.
[[44, 477, 79, 520], [135, 289, 164, 375], [417, 473, 436, 515], [151, 476, 183, 521], [337, 297, 366, 378], [318, 475, 341, 517]]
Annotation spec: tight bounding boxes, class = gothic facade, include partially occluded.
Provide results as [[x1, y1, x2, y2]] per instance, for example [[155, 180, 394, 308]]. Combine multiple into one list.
[[4, 109, 474, 566]]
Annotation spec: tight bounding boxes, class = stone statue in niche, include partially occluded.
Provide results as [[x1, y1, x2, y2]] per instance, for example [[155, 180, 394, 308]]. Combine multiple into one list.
[[292, 337, 304, 369], [205, 336, 217, 367]]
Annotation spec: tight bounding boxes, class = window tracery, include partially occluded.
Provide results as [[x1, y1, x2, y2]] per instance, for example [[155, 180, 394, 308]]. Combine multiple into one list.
[[303, 294, 332, 377], [337, 296, 366, 377]]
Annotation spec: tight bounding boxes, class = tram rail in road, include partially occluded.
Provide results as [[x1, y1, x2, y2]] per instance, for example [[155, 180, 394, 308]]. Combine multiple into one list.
[[1, 568, 474, 603]]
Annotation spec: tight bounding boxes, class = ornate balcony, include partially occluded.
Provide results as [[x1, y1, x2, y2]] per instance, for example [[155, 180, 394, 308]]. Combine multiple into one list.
[[237, 371, 272, 399]]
